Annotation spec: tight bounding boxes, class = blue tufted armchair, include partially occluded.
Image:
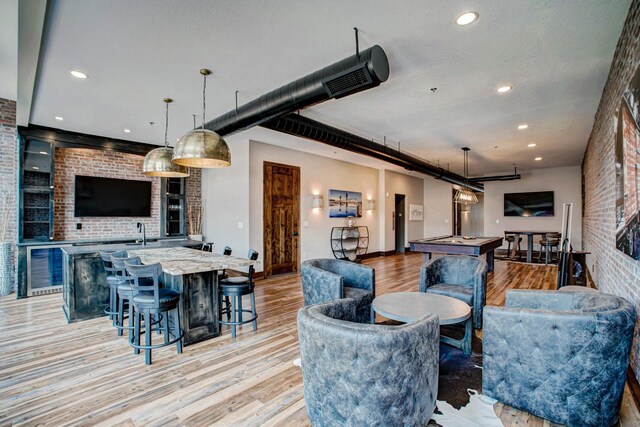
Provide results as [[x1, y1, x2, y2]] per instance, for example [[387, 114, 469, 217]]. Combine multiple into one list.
[[301, 259, 375, 323], [483, 290, 636, 427], [419, 255, 487, 329], [298, 298, 439, 427]]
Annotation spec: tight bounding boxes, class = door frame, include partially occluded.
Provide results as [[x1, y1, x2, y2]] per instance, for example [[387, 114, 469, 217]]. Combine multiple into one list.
[[263, 161, 301, 279]]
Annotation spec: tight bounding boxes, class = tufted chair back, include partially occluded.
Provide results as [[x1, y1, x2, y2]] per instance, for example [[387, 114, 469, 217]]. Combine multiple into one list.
[[483, 290, 636, 427], [419, 255, 487, 328], [301, 259, 375, 323], [298, 298, 439, 427]]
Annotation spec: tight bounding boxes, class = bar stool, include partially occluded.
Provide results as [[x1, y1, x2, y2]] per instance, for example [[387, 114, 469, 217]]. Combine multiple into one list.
[[219, 249, 258, 338], [201, 242, 214, 252], [538, 232, 561, 264], [504, 233, 522, 260], [125, 261, 183, 365], [111, 254, 141, 337], [100, 250, 126, 324], [219, 246, 233, 318]]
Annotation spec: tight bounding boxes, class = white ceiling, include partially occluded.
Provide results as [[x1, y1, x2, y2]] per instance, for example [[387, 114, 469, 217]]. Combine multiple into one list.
[[0, 0, 18, 100], [27, 0, 630, 176]]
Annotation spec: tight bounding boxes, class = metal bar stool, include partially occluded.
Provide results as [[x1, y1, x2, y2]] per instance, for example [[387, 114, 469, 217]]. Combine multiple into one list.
[[100, 250, 126, 324], [504, 233, 522, 260], [201, 242, 214, 252], [125, 261, 183, 365], [538, 232, 561, 264], [219, 246, 233, 319], [218, 249, 258, 338]]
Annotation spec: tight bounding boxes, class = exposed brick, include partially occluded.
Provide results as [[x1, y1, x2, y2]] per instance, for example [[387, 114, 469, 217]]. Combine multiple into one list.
[[583, 0, 640, 381]]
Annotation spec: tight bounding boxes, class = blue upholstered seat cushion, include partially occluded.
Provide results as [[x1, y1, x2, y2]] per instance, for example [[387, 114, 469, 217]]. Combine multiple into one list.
[[132, 289, 180, 305], [425, 283, 473, 305], [343, 286, 368, 301]]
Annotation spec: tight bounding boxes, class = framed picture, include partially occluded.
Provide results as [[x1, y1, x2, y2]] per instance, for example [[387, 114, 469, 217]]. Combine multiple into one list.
[[615, 63, 640, 260], [409, 204, 424, 221], [329, 189, 362, 218]]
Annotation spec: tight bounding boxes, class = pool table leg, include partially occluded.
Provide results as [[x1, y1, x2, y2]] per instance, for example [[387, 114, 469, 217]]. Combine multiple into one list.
[[486, 250, 495, 272], [422, 252, 432, 264]]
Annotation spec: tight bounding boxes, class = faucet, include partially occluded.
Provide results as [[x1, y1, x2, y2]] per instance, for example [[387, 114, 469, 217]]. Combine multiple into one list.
[[137, 222, 146, 246]]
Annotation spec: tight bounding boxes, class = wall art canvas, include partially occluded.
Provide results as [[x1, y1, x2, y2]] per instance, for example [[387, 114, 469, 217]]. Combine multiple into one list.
[[615, 64, 640, 260], [409, 204, 424, 221], [329, 189, 362, 218]]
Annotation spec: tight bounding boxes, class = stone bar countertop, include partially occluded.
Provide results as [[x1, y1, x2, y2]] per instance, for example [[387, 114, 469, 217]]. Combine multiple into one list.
[[127, 247, 258, 275], [61, 239, 201, 256]]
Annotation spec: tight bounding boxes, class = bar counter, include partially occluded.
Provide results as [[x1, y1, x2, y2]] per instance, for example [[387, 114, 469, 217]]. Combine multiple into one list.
[[61, 239, 201, 323]]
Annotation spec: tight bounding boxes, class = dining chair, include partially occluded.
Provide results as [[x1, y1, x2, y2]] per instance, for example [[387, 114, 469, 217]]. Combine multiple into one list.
[[538, 232, 561, 264]]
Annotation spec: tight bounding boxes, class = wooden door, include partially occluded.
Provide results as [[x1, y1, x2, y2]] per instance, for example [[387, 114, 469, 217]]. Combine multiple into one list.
[[263, 162, 300, 277]]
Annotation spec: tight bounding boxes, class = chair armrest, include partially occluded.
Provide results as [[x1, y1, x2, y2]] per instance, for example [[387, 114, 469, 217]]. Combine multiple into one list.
[[301, 263, 343, 306], [419, 258, 440, 292], [505, 289, 574, 310]]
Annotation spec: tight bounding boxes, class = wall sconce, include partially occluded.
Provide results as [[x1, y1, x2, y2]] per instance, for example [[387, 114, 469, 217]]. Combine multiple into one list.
[[366, 199, 376, 211], [312, 194, 324, 209]]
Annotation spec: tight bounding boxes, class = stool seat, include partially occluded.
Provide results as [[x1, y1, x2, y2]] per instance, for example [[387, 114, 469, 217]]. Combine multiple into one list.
[[133, 289, 180, 307], [220, 282, 253, 294]]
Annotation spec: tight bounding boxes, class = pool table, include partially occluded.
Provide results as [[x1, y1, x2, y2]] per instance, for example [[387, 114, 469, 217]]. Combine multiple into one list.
[[409, 235, 503, 272]]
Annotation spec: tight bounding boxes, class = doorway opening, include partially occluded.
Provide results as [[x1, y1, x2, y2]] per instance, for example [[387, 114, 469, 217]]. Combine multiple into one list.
[[395, 194, 406, 253]]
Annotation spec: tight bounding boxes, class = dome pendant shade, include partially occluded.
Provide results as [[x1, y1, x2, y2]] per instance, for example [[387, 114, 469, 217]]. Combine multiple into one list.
[[142, 146, 190, 177], [172, 128, 231, 168]]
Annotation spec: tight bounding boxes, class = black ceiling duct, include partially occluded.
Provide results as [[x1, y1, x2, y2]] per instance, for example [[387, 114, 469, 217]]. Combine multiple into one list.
[[262, 114, 484, 192], [205, 45, 389, 136]]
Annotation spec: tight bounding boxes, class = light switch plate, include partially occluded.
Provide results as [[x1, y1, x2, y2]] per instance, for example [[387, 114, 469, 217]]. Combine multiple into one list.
[[237, 222, 244, 229], [302, 221, 310, 227]]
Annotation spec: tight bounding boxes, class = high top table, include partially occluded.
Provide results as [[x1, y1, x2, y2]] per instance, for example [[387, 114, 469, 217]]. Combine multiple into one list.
[[372, 292, 472, 355], [128, 247, 258, 346], [504, 230, 557, 263]]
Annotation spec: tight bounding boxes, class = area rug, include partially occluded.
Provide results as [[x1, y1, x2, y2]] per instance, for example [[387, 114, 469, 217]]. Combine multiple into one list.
[[428, 329, 503, 427]]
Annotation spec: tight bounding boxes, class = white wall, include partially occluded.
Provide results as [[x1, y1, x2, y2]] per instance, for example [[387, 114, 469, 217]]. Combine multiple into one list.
[[484, 166, 582, 249], [249, 141, 380, 269], [383, 170, 424, 251], [423, 177, 454, 237], [461, 193, 485, 237], [202, 136, 251, 257]]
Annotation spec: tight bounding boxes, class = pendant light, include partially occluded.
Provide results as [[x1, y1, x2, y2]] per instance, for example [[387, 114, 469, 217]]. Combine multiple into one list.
[[454, 147, 478, 204], [142, 98, 189, 177], [172, 69, 231, 168]]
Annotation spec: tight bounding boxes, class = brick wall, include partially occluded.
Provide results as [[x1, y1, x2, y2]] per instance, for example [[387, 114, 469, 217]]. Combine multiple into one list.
[[0, 98, 17, 292], [185, 167, 202, 235], [53, 148, 161, 240], [0, 98, 17, 242], [582, 0, 640, 379]]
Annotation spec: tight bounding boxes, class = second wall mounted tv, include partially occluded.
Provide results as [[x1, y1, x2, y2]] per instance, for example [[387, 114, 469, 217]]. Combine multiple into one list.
[[504, 191, 554, 217], [74, 175, 152, 217]]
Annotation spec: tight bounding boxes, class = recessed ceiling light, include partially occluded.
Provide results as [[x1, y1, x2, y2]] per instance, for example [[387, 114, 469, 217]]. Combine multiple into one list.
[[124, 129, 131, 133], [528, 143, 536, 148], [70, 70, 88, 79], [518, 124, 528, 130], [535, 156, 542, 161], [456, 11, 479, 26], [32, 166, 40, 170], [497, 85, 512, 93], [55, 116, 64, 121]]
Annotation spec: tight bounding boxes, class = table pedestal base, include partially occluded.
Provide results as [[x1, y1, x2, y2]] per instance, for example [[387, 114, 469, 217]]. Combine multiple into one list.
[[440, 317, 472, 356]]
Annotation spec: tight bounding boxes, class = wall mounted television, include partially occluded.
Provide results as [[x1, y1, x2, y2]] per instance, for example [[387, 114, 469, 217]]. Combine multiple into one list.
[[504, 191, 554, 217], [74, 175, 152, 217]]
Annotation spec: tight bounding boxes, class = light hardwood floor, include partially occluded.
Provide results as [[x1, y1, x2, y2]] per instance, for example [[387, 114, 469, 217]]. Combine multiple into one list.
[[0, 253, 638, 426]]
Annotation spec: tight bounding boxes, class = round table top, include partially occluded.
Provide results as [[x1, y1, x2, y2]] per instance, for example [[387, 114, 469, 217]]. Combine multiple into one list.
[[372, 292, 471, 325]]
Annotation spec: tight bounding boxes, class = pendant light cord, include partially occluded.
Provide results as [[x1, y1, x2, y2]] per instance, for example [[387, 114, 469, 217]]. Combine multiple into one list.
[[202, 73, 207, 129], [164, 100, 169, 147]]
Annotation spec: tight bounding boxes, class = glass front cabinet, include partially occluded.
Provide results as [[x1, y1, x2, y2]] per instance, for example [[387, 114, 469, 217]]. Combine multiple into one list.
[[161, 177, 186, 237], [20, 139, 55, 242]]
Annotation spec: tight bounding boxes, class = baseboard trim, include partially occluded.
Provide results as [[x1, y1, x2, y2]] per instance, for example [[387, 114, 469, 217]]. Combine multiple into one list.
[[628, 366, 640, 410], [381, 250, 396, 257]]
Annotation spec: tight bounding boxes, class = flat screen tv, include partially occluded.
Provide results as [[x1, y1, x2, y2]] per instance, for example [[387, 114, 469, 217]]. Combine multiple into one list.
[[504, 191, 554, 217], [74, 175, 152, 217]]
